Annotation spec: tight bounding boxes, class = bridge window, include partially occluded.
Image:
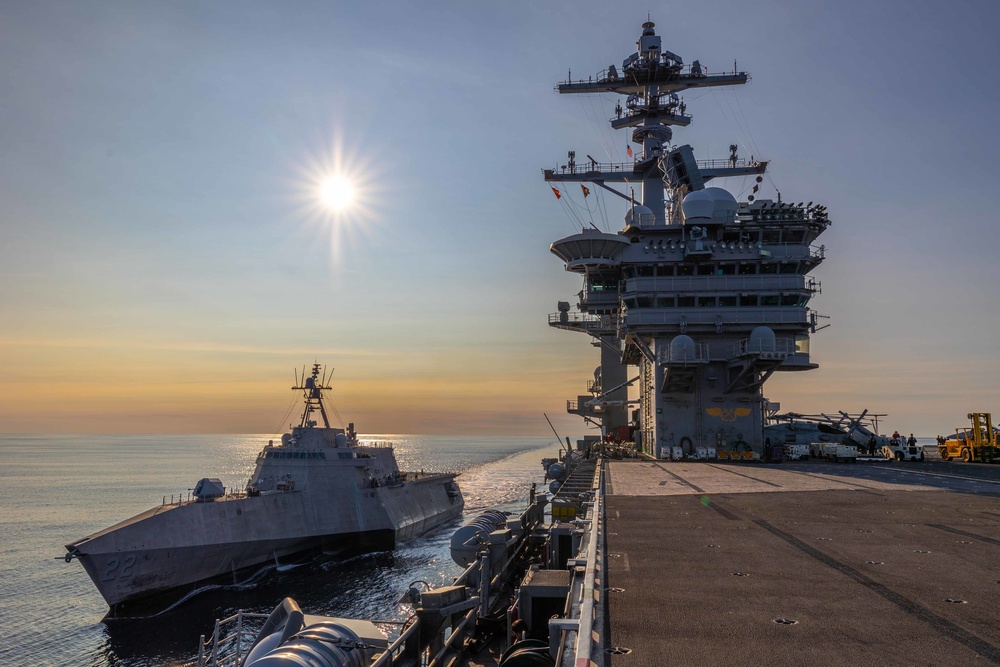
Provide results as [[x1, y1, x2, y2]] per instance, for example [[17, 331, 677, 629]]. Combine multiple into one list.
[[678, 296, 695, 308], [697, 296, 716, 307], [697, 264, 714, 276], [719, 296, 737, 307], [795, 336, 811, 354], [657, 296, 676, 308], [740, 294, 757, 307], [779, 262, 798, 274], [781, 294, 800, 306], [761, 295, 780, 306], [738, 263, 757, 275], [718, 263, 737, 275], [677, 265, 694, 276], [637, 296, 653, 308], [656, 265, 675, 276]]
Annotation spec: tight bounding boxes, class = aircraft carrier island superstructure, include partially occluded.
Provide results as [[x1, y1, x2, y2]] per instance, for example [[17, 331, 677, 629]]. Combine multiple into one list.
[[547, 21, 829, 458]]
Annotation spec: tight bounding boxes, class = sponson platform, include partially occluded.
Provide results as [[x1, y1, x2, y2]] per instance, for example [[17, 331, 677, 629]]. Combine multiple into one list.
[[604, 459, 1000, 666]]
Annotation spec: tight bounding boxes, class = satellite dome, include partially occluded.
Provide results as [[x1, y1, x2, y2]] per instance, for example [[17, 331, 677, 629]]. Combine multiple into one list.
[[682, 187, 739, 223], [748, 326, 776, 353], [624, 205, 656, 228], [668, 335, 697, 362]]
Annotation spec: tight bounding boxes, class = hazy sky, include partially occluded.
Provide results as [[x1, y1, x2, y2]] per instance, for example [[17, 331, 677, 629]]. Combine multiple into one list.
[[1, 1, 998, 436]]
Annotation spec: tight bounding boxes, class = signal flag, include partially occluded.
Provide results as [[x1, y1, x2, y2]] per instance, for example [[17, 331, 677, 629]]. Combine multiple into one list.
[[551, 187, 561, 199], [626, 145, 633, 157], [581, 185, 590, 197]]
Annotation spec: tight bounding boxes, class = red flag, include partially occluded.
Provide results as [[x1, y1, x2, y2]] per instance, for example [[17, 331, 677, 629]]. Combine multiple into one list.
[[581, 185, 590, 197], [627, 145, 633, 157], [550, 186, 561, 200]]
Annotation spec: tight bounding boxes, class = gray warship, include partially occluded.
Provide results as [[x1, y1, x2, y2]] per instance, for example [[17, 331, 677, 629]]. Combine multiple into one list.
[[65, 364, 464, 612]]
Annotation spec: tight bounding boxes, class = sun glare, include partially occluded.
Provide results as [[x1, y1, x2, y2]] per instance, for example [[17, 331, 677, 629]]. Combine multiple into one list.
[[290, 129, 382, 268], [319, 175, 355, 211]]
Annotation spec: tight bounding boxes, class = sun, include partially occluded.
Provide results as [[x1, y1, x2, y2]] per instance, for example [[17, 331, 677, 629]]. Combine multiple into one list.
[[318, 175, 355, 211], [288, 128, 382, 268]]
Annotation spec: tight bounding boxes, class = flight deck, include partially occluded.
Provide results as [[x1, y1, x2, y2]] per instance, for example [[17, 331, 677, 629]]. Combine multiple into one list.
[[605, 459, 1000, 666]]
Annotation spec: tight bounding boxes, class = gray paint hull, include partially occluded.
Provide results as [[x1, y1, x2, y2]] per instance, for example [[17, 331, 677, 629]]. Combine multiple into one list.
[[68, 474, 464, 610]]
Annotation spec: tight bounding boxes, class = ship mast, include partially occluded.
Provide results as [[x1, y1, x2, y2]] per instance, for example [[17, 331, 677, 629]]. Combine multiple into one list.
[[545, 21, 767, 226], [292, 363, 332, 429]]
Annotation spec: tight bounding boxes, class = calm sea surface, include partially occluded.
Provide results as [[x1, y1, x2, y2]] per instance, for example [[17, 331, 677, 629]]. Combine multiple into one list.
[[0, 434, 562, 667]]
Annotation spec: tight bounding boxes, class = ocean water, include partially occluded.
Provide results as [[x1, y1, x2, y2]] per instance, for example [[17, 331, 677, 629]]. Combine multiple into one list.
[[0, 434, 562, 667]]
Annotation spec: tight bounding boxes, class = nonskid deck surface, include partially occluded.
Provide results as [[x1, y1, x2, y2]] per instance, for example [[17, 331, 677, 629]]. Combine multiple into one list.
[[605, 460, 1000, 666]]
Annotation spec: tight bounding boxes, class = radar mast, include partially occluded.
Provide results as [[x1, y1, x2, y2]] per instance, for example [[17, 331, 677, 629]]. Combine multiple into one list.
[[292, 363, 332, 429]]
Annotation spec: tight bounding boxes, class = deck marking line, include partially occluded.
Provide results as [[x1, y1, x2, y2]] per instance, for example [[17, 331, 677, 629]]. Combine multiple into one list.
[[653, 464, 705, 493], [704, 501, 740, 521], [927, 524, 1000, 547], [888, 468, 1000, 487], [755, 519, 1000, 664], [706, 464, 783, 488], [790, 470, 886, 495]]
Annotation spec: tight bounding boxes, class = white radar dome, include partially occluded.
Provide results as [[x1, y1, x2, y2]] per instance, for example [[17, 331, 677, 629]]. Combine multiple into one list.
[[668, 335, 697, 362], [624, 205, 656, 228], [681, 187, 739, 223], [749, 326, 776, 353]]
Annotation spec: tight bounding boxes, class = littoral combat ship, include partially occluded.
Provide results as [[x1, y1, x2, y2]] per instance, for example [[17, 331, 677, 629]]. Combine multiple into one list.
[[65, 364, 464, 612]]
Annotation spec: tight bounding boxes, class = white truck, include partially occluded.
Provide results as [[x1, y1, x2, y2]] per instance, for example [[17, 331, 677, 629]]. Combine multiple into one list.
[[882, 438, 924, 461], [810, 442, 857, 462], [783, 444, 810, 461]]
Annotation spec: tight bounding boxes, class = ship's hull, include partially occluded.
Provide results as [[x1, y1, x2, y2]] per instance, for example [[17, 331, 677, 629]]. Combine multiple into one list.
[[75, 530, 393, 612], [68, 474, 464, 611]]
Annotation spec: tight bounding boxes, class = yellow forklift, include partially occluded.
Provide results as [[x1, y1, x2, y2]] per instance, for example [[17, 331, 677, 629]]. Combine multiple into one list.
[[938, 413, 999, 463]]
